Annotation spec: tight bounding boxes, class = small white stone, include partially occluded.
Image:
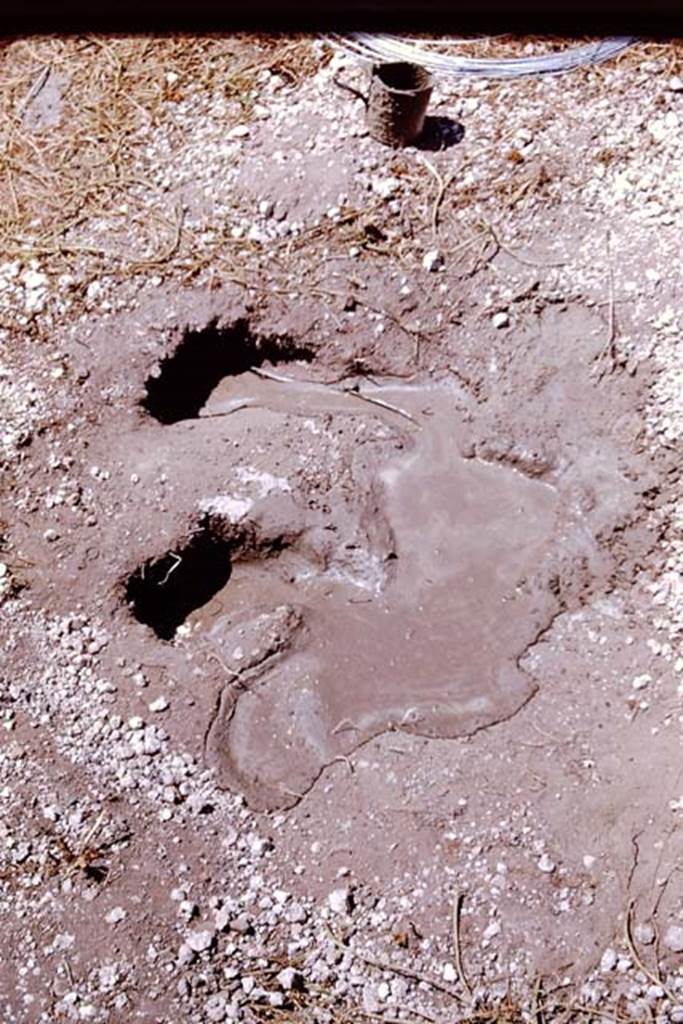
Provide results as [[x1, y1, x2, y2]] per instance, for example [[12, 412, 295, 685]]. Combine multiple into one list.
[[179, 900, 198, 920], [600, 947, 617, 972], [443, 963, 457, 983], [105, 906, 126, 925], [632, 673, 651, 690], [213, 906, 231, 931], [177, 943, 195, 966], [259, 200, 274, 218], [327, 887, 352, 915], [422, 249, 443, 273], [204, 994, 227, 1022], [142, 726, 162, 755], [667, 75, 683, 91], [276, 967, 300, 991], [492, 311, 510, 329], [227, 124, 250, 139], [43, 528, 59, 543], [583, 854, 596, 869], [482, 920, 501, 941], [634, 923, 655, 945], [186, 928, 214, 953], [377, 981, 390, 1001], [371, 176, 400, 199], [538, 853, 556, 873], [663, 924, 683, 953], [248, 835, 272, 858], [149, 696, 169, 713], [23, 269, 47, 291]]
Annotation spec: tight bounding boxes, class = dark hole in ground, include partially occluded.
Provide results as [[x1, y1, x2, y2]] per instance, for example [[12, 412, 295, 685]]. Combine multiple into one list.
[[125, 524, 233, 640], [142, 319, 314, 424]]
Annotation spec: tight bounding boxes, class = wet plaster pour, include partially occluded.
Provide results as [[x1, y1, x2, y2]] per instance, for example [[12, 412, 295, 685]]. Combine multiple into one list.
[[31, 301, 650, 826], [184, 374, 563, 811]]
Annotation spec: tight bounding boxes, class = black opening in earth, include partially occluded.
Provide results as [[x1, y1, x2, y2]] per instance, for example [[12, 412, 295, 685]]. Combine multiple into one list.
[[126, 525, 233, 640], [142, 320, 314, 424]]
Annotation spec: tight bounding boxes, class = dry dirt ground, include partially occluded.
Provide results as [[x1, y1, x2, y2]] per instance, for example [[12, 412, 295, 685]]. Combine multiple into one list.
[[0, 33, 682, 1024]]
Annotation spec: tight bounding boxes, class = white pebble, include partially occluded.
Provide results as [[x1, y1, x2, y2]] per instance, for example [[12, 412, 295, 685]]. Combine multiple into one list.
[[443, 963, 457, 982], [538, 853, 556, 873], [634, 922, 655, 945], [664, 924, 683, 953], [422, 249, 443, 272], [105, 906, 126, 925], [327, 887, 353, 915], [276, 967, 300, 991], [186, 928, 214, 953], [600, 947, 617, 972]]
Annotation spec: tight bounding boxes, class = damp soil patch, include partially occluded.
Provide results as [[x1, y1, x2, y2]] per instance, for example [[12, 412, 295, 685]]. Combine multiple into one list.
[[204, 383, 574, 810], [125, 523, 233, 640], [142, 320, 314, 425]]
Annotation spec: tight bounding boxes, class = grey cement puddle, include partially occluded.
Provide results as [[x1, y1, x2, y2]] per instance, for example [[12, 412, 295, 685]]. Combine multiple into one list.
[[198, 374, 562, 810]]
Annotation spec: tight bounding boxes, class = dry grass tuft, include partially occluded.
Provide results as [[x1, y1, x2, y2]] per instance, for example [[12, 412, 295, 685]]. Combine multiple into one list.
[[0, 35, 321, 275]]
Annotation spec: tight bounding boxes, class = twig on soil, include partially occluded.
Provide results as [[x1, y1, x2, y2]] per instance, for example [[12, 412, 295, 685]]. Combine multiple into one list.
[[130, 203, 185, 269], [199, 400, 254, 419], [567, 1003, 642, 1023], [332, 72, 368, 108], [64, 810, 106, 876], [330, 718, 361, 736], [249, 366, 305, 385], [344, 387, 420, 427], [157, 552, 181, 586], [324, 925, 465, 1004], [626, 831, 642, 891], [204, 649, 244, 687], [250, 365, 420, 427], [419, 155, 453, 236], [17, 63, 51, 119], [478, 219, 569, 268], [452, 891, 473, 999], [532, 976, 546, 1024], [592, 230, 618, 380], [624, 899, 680, 1005], [362, 1011, 436, 1024]]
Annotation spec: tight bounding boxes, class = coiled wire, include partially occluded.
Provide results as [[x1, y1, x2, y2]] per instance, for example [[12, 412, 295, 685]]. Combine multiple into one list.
[[330, 33, 634, 79]]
